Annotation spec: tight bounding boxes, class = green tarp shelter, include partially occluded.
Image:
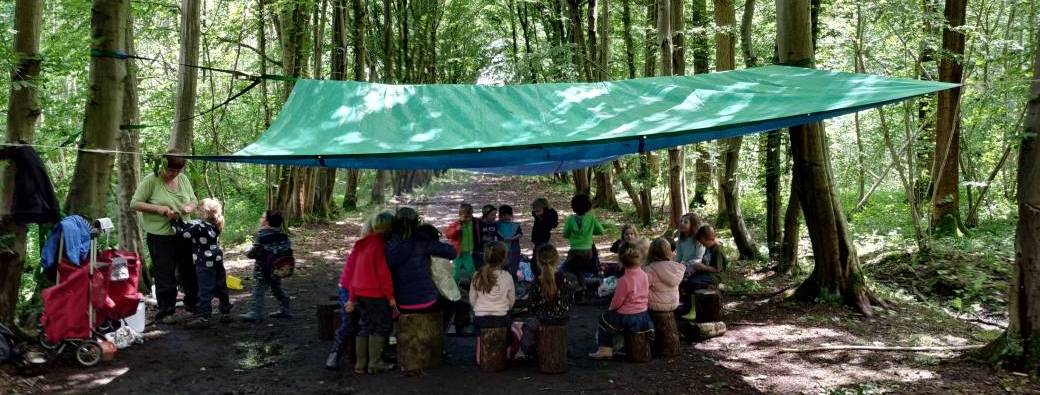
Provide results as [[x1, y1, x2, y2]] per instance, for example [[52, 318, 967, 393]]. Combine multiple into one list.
[[195, 65, 957, 175]]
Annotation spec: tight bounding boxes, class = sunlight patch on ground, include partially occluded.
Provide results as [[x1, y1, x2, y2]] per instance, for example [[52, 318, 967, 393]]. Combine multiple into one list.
[[697, 324, 947, 393], [45, 366, 130, 392]]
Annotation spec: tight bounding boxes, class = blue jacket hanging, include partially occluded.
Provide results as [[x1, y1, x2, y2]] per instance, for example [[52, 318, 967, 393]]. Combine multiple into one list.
[[40, 215, 93, 270]]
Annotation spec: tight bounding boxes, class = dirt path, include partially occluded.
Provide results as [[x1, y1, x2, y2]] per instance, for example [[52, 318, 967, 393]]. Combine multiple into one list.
[[23, 175, 1039, 394]]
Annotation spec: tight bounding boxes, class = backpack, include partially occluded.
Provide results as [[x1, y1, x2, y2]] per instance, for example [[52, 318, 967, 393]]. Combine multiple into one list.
[[270, 255, 295, 279]]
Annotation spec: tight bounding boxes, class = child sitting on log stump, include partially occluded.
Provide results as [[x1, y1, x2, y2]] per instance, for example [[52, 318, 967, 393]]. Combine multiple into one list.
[[520, 244, 571, 355], [342, 212, 398, 374], [680, 225, 726, 321], [588, 242, 653, 359], [644, 238, 685, 313], [470, 242, 518, 363], [530, 198, 558, 249]]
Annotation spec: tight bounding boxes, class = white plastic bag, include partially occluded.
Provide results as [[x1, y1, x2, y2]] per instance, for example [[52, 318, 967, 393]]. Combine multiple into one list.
[[105, 325, 142, 349], [597, 276, 618, 297], [431, 257, 461, 301]]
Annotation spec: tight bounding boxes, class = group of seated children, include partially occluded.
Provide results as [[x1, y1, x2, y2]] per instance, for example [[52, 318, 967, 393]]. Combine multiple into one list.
[[327, 193, 726, 374]]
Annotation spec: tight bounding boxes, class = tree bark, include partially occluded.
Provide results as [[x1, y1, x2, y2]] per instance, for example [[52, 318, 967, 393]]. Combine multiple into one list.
[[929, 0, 967, 235], [313, 0, 337, 217], [0, 0, 44, 327], [643, 0, 657, 78], [659, 0, 685, 229], [573, 168, 591, 196], [342, 0, 366, 211], [621, 0, 637, 79], [273, 0, 314, 221], [118, 8, 145, 262], [777, 0, 872, 316], [168, 0, 201, 153], [690, 0, 712, 209], [980, 28, 1040, 372], [566, 0, 591, 81], [777, 172, 801, 275], [714, 0, 758, 259], [65, 0, 128, 220]]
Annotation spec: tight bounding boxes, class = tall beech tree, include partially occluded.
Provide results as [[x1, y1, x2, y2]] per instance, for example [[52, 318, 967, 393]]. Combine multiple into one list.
[[714, 0, 759, 260], [929, 0, 968, 235], [65, 0, 128, 219], [343, 0, 366, 211], [117, 9, 145, 263], [980, 27, 1040, 373], [0, 0, 44, 327], [168, 0, 202, 153], [777, 0, 873, 315]]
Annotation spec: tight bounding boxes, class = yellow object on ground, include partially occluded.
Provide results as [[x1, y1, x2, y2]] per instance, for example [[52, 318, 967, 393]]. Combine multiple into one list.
[[226, 274, 244, 291]]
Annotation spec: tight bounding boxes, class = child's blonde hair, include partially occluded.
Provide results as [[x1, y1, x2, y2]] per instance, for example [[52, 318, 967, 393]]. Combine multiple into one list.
[[535, 244, 561, 301], [618, 241, 643, 268], [198, 198, 224, 229], [473, 241, 507, 294]]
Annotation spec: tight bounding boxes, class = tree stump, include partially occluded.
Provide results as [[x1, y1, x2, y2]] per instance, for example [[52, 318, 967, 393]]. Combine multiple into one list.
[[478, 327, 509, 372], [624, 331, 652, 363], [692, 322, 727, 341], [398, 312, 444, 372], [694, 289, 723, 323], [537, 325, 568, 374], [316, 302, 341, 341], [650, 311, 680, 357]]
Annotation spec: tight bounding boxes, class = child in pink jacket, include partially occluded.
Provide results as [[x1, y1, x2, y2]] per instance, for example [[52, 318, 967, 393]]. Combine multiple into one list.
[[588, 242, 653, 359]]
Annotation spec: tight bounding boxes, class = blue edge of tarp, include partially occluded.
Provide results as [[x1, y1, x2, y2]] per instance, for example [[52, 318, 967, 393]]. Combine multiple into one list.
[[193, 95, 922, 176]]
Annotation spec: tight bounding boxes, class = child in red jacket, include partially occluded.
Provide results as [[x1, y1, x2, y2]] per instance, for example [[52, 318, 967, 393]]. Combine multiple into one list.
[[341, 211, 396, 374]]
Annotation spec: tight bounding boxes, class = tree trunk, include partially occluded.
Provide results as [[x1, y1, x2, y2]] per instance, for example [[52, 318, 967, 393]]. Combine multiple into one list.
[[929, 0, 967, 236], [621, 0, 637, 79], [777, 172, 802, 275], [273, 0, 314, 221], [690, 0, 712, 209], [168, 0, 201, 153], [778, 0, 872, 316], [342, 0, 366, 211], [980, 29, 1040, 372], [313, 0, 336, 217], [638, 153, 656, 226], [589, 0, 620, 211], [566, 0, 591, 81], [714, 0, 758, 259], [65, 0, 128, 220], [671, 0, 685, 75], [613, 160, 645, 218], [643, 0, 657, 78], [765, 130, 782, 260], [659, 0, 684, 229], [573, 169, 591, 196], [118, 8, 145, 263], [372, 170, 388, 205], [0, 0, 44, 327], [739, 0, 757, 67]]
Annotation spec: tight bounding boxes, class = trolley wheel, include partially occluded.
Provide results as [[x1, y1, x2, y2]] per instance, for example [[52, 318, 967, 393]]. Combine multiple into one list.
[[75, 341, 103, 367]]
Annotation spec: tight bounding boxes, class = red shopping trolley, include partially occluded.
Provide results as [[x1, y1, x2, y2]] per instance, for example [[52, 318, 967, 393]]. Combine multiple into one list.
[[39, 219, 142, 367]]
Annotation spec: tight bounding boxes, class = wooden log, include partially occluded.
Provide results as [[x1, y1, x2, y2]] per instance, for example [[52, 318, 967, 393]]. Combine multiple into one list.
[[316, 302, 341, 341], [478, 327, 509, 372], [650, 311, 680, 357], [537, 325, 568, 374], [624, 331, 652, 363], [398, 312, 444, 372], [694, 289, 723, 323], [692, 322, 727, 341]]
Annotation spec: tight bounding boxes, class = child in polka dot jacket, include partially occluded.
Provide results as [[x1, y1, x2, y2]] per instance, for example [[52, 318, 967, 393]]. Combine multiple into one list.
[[172, 198, 230, 328]]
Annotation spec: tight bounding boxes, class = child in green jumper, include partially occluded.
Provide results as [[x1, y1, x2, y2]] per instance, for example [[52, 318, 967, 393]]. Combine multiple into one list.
[[561, 194, 604, 282]]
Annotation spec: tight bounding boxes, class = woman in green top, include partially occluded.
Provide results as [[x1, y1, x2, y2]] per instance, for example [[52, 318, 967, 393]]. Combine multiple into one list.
[[131, 155, 198, 324]]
